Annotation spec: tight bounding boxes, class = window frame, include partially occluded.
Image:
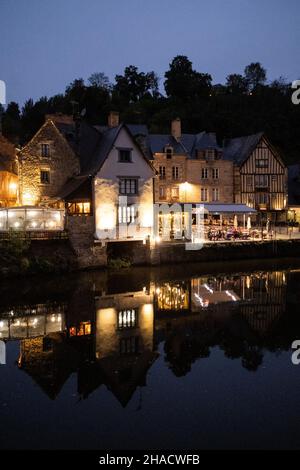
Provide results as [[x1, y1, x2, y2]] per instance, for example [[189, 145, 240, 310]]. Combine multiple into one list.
[[201, 187, 208, 202], [119, 178, 138, 196], [171, 186, 179, 199], [201, 168, 208, 179], [165, 146, 173, 158], [67, 201, 91, 215], [212, 188, 219, 201], [255, 158, 269, 168], [159, 166, 166, 180], [212, 168, 219, 179], [159, 186, 166, 200], [255, 174, 268, 188], [172, 166, 179, 180], [118, 148, 133, 163], [41, 143, 50, 158], [40, 169, 50, 185]]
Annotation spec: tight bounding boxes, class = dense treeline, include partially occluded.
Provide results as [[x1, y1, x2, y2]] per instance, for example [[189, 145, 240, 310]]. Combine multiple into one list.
[[1, 56, 299, 163]]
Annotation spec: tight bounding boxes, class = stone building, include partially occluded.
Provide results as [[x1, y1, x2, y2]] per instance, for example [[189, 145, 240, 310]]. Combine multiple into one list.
[[288, 163, 300, 223], [1, 112, 288, 253], [0, 135, 18, 207], [58, 113, 155, 245], [148, 118, 233, 204], [18, 114, 80, 206]]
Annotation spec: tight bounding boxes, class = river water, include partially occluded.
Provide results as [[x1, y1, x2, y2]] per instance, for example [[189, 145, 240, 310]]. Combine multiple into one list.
[[1, 258, 300, 449]]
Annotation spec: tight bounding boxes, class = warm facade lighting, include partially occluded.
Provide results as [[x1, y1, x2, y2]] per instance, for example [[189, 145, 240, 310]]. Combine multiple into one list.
[[9, 182, 18, 192], [22, 192, 35, 206]]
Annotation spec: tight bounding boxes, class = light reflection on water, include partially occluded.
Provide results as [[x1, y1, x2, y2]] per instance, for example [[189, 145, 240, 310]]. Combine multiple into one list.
[[1, 261, 300, 449]]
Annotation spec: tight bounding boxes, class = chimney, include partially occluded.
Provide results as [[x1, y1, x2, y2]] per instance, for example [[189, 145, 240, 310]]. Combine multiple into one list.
[[108, 111, 119, 128], [171, 117, 181, 141]]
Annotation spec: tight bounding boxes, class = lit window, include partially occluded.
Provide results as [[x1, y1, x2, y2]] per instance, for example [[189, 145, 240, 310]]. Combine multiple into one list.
[[118, 309, 137, 329], [69, 321, 91, 336], [171, 187, 179, 198], [118, 149, 132, 162], [118, 205, 135, 223], [41, 143, 50, 158], [119, 178, 138, 195], [40, 170, 50, 184], [67, 202, 91, 215]]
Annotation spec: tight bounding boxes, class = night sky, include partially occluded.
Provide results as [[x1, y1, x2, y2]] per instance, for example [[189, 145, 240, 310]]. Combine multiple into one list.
[[1, 0, 300, 105]]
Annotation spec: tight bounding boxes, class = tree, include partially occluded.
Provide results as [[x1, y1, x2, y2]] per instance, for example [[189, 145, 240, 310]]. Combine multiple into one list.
[[114, 65, 159, 103], [244, 62, 267, 91], [226, 74, 248, 94], [2, 102, 21, 141], [21, 97, 49, 142], [88, 72, 111, 90], [65, 78, 86, 112], [164, 55, 212, 99], [270, 76, 290, 95]]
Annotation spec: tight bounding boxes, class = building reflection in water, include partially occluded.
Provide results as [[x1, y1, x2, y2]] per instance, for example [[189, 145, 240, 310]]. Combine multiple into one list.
[[94, 290, 157, 406], [0, 269, 290, 404], [0, 304, 65, 340]]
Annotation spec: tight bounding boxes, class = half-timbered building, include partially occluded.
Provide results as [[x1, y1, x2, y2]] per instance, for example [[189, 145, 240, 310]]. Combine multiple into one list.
[[224, 133, 288, 221]]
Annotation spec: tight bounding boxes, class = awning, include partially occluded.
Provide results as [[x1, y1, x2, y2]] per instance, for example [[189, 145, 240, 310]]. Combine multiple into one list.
[[155, 202, 256, 214], [202, 203, 256, 214]]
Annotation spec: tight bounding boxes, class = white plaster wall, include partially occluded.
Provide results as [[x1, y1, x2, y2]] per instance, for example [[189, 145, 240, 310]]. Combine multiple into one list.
[[94, 127, 154, 240]]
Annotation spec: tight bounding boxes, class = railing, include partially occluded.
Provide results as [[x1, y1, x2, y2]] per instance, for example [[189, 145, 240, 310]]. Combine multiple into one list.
[[0, 230, 68, 240]]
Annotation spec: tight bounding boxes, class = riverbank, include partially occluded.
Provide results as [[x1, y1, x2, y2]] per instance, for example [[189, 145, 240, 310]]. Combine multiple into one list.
[[1, 237, 300, 278]]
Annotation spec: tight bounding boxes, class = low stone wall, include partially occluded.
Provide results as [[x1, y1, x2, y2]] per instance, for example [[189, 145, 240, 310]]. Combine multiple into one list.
[[149, 239, 300, 266], [66, 215, 107, 269], [107, 240, 150, 265]]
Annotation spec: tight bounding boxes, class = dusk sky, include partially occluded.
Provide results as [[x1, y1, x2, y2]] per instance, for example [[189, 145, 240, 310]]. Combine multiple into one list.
[[1, 0, 300, 106]]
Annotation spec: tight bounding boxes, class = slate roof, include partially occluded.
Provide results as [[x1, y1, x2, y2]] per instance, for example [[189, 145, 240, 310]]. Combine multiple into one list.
[[55, 175, 91, 200], [223, 132, 264, 165], [288, 164, 300, 205], [147, 131, 221, 158]]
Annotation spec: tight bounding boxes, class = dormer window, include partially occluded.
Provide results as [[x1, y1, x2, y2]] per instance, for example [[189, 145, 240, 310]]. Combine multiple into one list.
[[41, 143, 50, 158], [206, 149, 216, 160], [165, 146, 173, 159]]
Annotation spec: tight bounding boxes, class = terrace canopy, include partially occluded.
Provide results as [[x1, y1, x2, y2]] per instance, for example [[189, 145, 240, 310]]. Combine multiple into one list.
[[200, 203, 256, 215]]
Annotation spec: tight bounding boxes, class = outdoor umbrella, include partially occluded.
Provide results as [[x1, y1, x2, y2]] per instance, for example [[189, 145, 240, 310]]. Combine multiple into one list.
[[247, 216, 251, 230], [233, 215, 238, 229]]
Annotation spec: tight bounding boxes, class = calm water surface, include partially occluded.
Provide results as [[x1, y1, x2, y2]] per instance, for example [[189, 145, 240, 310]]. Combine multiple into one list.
[[1, 259, 300, 450]]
